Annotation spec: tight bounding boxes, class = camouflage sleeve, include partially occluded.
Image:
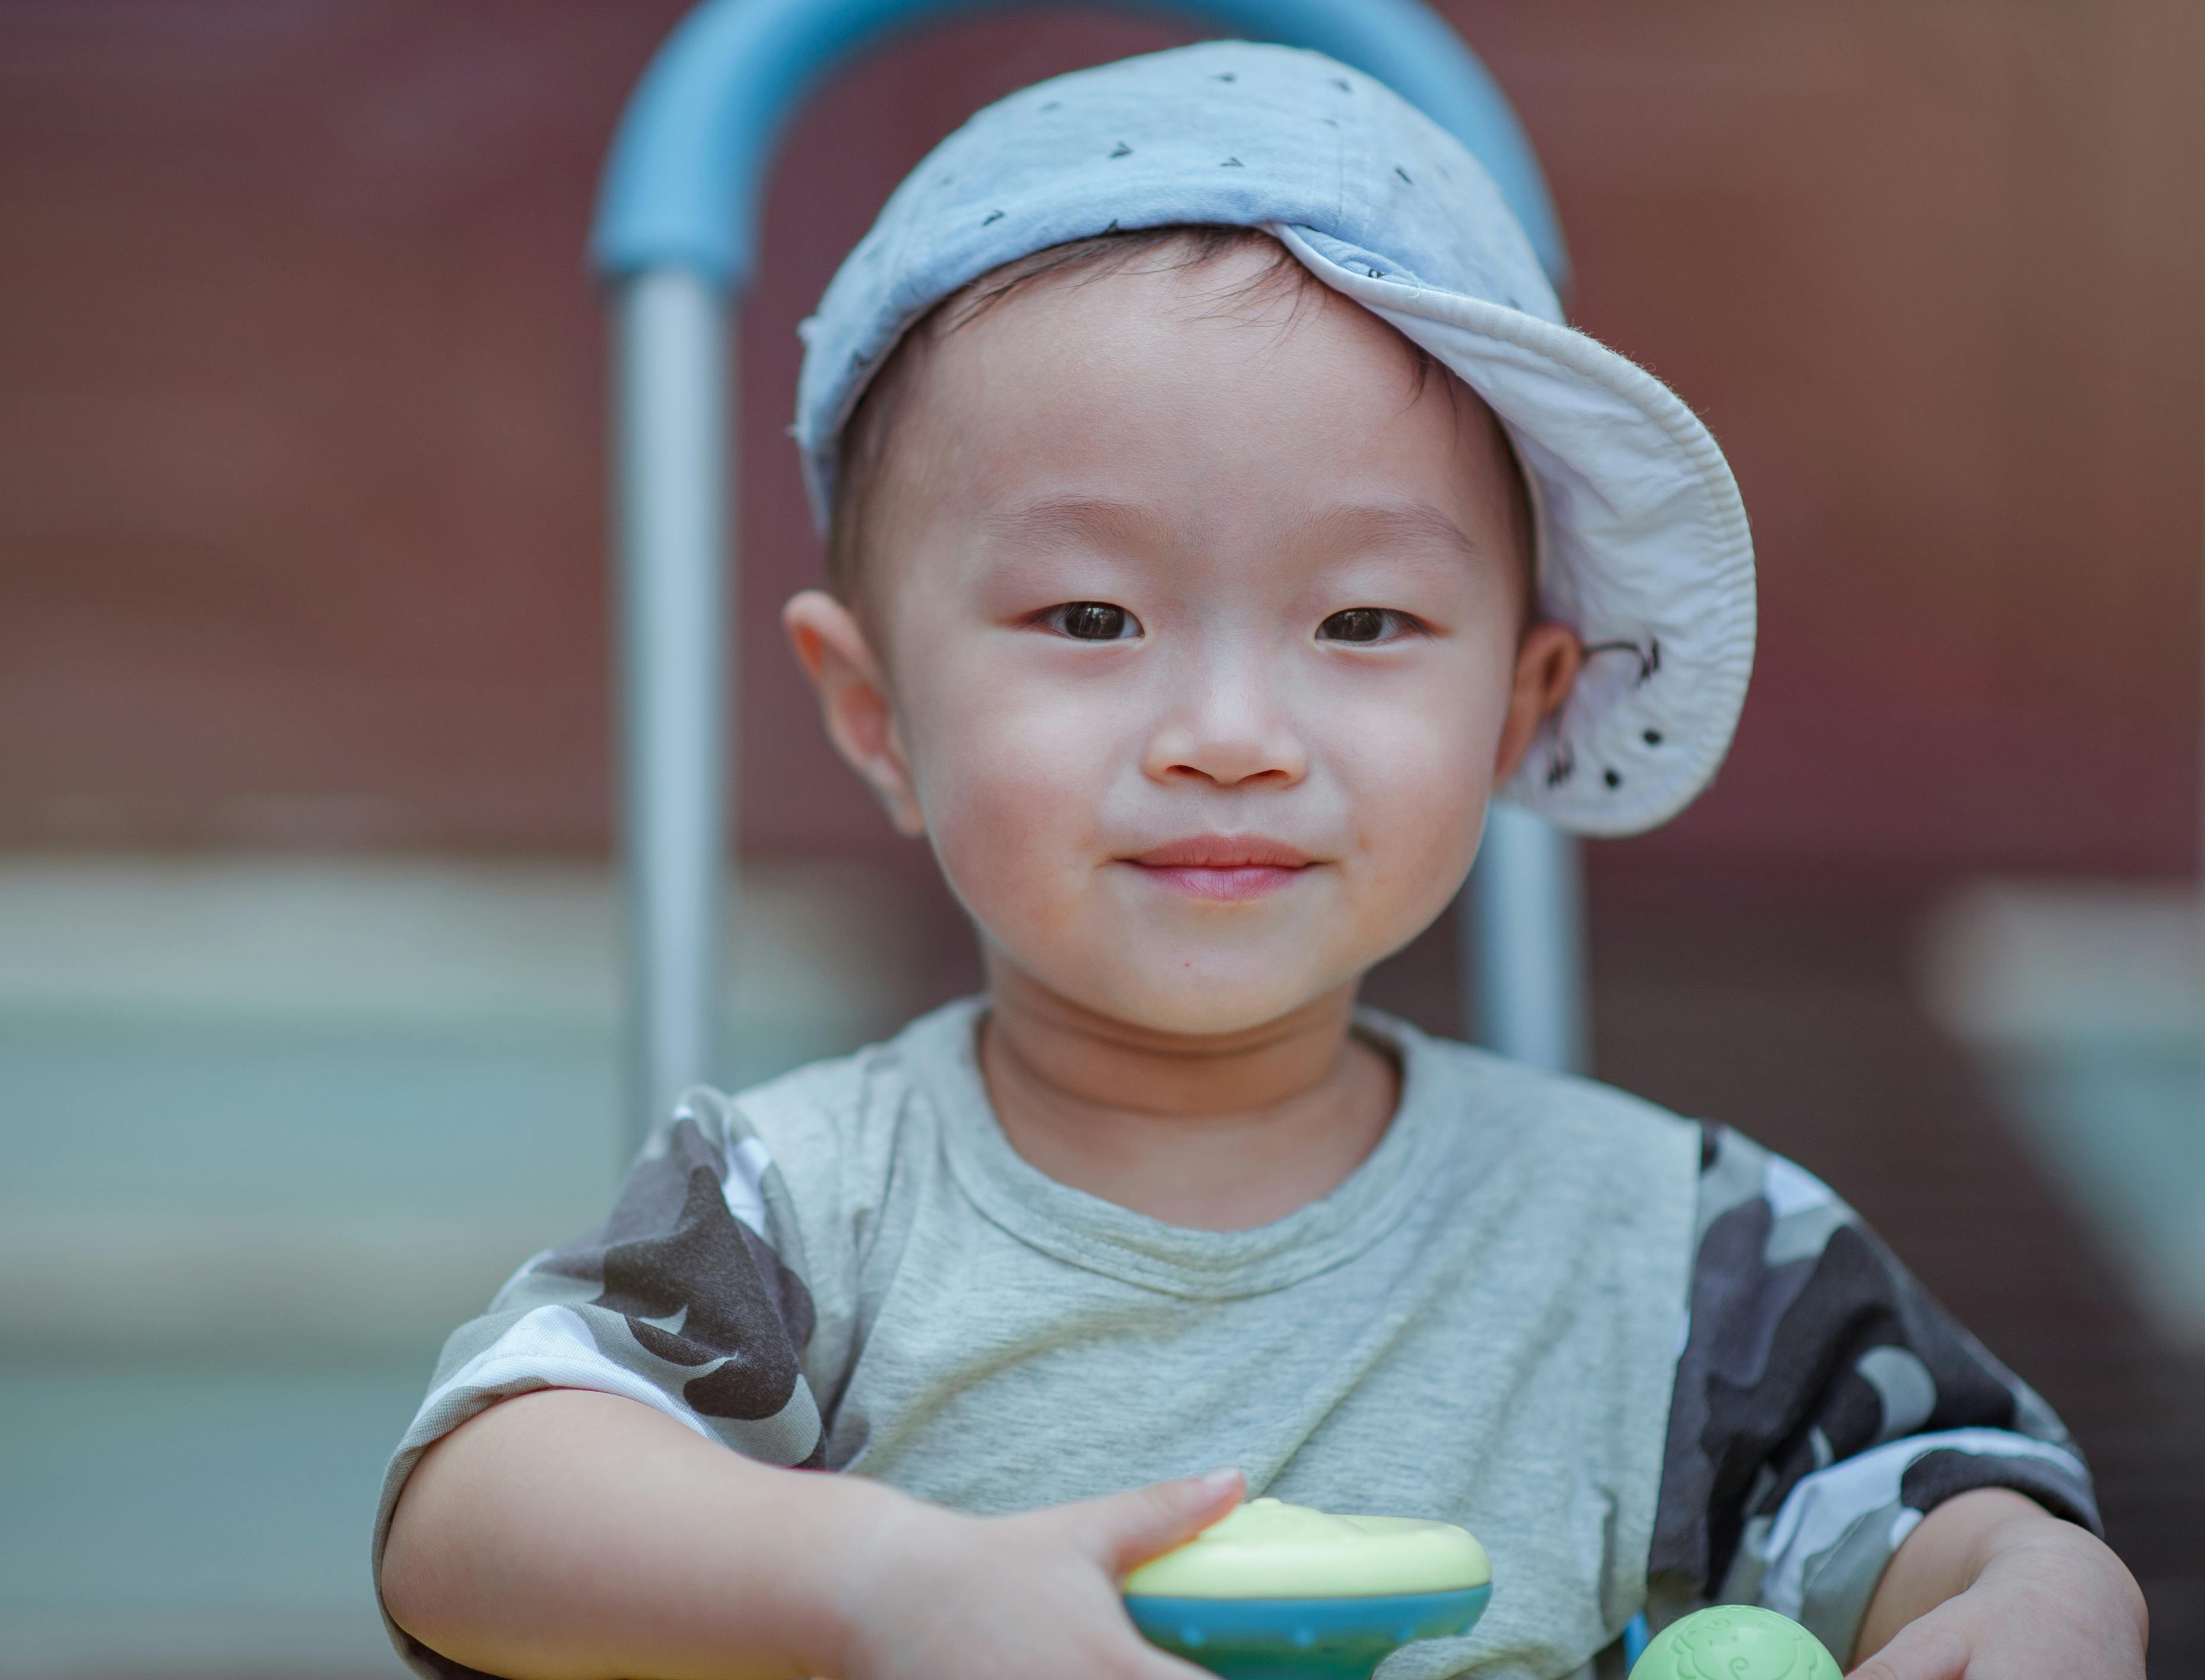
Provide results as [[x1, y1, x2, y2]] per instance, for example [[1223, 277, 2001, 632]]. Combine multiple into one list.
[[1647, 1124, 2099, 1662], [371, 1089, 827, 1679]]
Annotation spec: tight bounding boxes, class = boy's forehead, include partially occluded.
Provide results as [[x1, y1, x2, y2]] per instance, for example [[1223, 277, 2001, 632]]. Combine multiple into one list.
[[980, 495, 1484, 561], [890, 245, 1516, 537]]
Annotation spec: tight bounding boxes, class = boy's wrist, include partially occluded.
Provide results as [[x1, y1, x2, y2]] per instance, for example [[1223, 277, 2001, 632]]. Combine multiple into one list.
[[1958, 1490, 2133, 1609], [1968, 1506, 2144, 1622], [808, 1474, 948, 1680], [1855, 1488, 2145, 1672], [1855, 1489, 2074, 1659]]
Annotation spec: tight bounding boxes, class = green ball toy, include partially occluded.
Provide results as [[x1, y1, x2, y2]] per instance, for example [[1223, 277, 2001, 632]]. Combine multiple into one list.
[[1628, 1606, 1843, 1680]]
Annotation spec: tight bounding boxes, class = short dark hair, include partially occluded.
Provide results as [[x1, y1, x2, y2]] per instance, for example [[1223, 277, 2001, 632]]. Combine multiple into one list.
[[823, 224, 1528, 609]]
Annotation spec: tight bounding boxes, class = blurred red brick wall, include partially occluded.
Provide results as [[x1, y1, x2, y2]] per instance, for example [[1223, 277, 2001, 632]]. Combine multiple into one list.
[[2, 1, 2200, 874]]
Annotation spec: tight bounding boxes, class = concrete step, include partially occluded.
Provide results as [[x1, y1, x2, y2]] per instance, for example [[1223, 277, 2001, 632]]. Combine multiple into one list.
[[1920, 880, 2205, 1348], [0, 853, 942, 1674]]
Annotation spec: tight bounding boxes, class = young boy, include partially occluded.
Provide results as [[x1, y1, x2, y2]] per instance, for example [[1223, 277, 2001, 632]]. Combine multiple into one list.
[[376, 43, 2144, 1680]]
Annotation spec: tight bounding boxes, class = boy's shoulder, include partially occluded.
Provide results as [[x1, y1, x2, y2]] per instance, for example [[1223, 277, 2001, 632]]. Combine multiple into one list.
[[704, 993, 979, 1135], [670, 997, 984, 1226], [1393, 1020, 1919, 1312], [1368, 1005, 1708, 1193]]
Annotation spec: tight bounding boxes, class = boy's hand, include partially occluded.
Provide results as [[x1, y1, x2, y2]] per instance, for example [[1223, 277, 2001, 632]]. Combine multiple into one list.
[[836, 1468, 1244, 1680], [1849, 1490, 2146, 1679]]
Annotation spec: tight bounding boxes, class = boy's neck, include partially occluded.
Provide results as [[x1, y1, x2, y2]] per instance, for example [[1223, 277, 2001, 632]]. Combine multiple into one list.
[[976, 957, 1400, 1232]]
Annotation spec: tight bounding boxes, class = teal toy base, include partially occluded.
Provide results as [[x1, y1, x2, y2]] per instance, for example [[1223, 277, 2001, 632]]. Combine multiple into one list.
[[1126, 1586, 1492, 1680]]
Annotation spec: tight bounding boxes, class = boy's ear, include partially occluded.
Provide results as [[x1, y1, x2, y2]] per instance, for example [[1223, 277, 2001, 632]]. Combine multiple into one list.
[[1492, 621, 1581, 786], [781, 590, 927, 838]]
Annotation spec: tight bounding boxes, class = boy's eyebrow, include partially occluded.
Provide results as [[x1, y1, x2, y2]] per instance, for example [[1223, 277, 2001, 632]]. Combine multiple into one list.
[[1295, 501, 1489, 564], [978, 496, 1488, 562], [978, 494, 1177, 554]]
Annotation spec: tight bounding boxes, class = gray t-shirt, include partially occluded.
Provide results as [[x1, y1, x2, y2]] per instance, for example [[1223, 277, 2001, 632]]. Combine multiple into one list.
[[374, 998, 2096, 1680]]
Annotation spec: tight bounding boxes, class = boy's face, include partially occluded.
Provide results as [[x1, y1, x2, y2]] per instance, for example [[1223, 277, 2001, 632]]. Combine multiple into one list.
[[788, 243, 1577, 1037]]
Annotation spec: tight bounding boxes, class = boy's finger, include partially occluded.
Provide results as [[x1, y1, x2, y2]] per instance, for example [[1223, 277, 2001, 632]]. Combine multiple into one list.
[[1846, 1614, 1969, 1680], [1132, 1644, 1234, 1680], [1061, 1467, 1244, 1577]]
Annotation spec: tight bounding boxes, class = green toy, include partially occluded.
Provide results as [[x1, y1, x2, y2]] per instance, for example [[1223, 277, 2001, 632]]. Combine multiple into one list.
[[1124, 1503, 1844, 1680], [1627, 1605, 1844, 1680]]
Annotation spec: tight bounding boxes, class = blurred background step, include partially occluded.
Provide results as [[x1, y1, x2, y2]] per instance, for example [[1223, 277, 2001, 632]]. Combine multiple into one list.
[[1922, 880, 2205, 1349], [1, 1360, 428, 1678], [0, 854, 941, 1676]]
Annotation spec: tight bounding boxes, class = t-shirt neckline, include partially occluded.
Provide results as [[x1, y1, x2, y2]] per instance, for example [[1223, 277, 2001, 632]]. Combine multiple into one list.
[[900, 996, 1451, 1299]]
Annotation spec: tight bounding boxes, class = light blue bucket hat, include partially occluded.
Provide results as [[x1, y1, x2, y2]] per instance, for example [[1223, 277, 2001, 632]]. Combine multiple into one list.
[[796, 41, 1755, 836]]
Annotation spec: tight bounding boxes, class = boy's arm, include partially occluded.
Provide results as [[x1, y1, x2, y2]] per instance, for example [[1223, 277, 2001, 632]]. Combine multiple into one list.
[[372, 1094, 838, 1675], [383, 1388, 883, 1680], [1647, 1126, 2108, 1660], [383, 1386, 1241, 1680], [1850, 1487, 2146, 1676]]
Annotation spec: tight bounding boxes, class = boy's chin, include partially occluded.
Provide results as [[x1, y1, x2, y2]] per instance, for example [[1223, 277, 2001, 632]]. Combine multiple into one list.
[[1062, 965, 1354, 1039]]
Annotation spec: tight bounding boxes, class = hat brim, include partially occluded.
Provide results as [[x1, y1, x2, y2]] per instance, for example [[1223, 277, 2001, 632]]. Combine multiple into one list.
[[1275, 225, 1756, 839]]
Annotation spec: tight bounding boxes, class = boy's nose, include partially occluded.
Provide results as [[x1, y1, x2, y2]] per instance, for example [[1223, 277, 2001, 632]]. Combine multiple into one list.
[[1141, 671, 1309, 790]]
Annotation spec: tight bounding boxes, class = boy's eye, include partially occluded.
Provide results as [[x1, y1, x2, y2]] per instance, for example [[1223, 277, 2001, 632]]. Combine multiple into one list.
[[1318, 607, 1412, 644], [1046, 602, 1142, 641]]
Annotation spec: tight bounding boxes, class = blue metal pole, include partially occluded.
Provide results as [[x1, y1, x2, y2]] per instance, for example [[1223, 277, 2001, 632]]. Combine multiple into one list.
[[614, 272, 730, 1146], [1465, 804, 1588, 1077], [593, 0, 1567, 290]]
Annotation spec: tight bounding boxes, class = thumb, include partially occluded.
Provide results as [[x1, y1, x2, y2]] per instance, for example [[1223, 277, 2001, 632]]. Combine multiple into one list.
[[1848, 1614, 1971, 1680], [1063, 1468, 1245, 1580]]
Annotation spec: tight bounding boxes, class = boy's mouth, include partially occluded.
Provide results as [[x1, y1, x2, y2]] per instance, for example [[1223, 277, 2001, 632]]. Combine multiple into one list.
[[1123, 835, 1315, 902]]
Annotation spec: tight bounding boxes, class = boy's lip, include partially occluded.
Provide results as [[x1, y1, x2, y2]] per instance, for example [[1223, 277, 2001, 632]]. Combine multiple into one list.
[[1129, 835, 1316, 868], [1121, 835, 1317, 902]]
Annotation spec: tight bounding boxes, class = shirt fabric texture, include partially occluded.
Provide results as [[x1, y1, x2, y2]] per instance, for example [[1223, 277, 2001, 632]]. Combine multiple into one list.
[[374, 1001, 2094, 1680]]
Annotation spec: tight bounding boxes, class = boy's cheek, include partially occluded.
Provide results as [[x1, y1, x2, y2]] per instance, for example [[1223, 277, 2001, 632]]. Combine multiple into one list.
[[1327, 704, 1498, 858], [912, 728, 1106, 937]]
